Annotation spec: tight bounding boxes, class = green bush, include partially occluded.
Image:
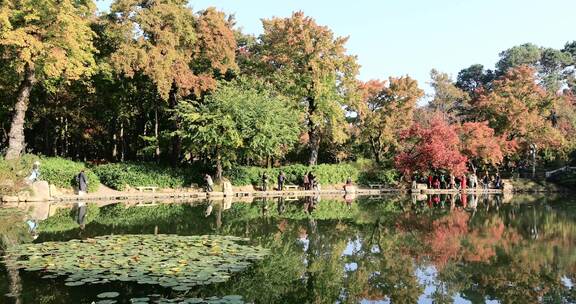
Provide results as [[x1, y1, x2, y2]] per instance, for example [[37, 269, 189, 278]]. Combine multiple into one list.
[[93, 162, 204, 191], [226, 163, 360, 186], [39, 157, 100, 193], [0, 154, 37, 195], [0, 155, 100, 193]]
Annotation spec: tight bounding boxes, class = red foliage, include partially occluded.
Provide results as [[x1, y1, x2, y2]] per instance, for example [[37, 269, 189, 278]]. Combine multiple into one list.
[[395, 116, 468, 176], [458, 121, 515, 166]]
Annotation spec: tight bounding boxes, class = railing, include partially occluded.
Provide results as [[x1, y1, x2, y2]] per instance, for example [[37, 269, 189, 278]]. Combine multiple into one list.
[[545, 166, 576, 178]]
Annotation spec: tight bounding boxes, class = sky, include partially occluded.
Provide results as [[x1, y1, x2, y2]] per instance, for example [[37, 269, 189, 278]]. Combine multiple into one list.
[[95, 0, 576, 98]]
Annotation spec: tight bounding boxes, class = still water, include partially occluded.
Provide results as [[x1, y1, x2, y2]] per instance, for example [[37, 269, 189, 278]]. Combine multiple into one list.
[[1, 194, 575, 304]]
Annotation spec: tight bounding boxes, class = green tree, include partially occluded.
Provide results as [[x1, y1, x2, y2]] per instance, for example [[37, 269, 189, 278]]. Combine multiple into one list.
[[105, 0, 237, 164], [0, 0, 98, 159], [360, 76, 424, 165], [175, 79, 300, 178], [258, 11, 360, 165], [456, 64, 495, 98], [429, 69, 469, 119]]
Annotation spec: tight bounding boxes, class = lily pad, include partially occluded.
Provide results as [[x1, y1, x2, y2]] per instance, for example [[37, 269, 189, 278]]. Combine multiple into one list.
[[97, 292, 120, 299], [5, 234, 269, 291]]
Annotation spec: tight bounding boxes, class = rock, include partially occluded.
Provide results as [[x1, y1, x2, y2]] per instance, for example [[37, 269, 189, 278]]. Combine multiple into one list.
[[222, 181, 233, 194], [27, 181, 51, 201], [416, 183, 428, 190], [344, 185, 357, 193], [49, 184, 62, 197], [502, 180, 513, 193], [2, 195, 18, 202]]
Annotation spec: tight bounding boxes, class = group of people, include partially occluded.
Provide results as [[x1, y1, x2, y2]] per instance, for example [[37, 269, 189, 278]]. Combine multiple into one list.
[[260, 171, 319, 191], [417, 172, 502, 190]]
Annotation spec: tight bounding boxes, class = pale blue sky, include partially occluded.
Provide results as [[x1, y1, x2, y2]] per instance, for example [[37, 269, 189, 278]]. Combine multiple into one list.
[[95, 0, 575, 97]]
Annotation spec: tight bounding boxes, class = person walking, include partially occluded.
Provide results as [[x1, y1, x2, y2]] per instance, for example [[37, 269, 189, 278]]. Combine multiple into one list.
[[76, 170, 88, 196], [261, 172, 269, 191], [303, 173, 310, 190], [277, 171, 285, 191], [494, 173, 502, 189], [482, 173, 489, 190], [204, 174, 214, 192]]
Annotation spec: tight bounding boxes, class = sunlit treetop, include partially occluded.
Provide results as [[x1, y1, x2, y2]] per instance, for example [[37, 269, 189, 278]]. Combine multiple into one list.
[[106, 0, 236, 100], [0, 0, 98, 88]]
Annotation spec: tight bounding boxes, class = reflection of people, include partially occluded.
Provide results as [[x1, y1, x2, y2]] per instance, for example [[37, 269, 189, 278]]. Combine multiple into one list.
[[26, 218, 39, 240], [204, 202, 213, 217], [76, 202, 87, 229], [277, 197, 286, 215], [76, 170, 88, 196]]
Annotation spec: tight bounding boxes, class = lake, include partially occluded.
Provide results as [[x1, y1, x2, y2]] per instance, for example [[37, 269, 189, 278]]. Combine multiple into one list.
[[1, 194, 575, 303]]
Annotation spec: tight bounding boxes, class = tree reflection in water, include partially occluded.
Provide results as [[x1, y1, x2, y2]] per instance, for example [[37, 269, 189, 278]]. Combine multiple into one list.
[[4, 194, 576, 303]]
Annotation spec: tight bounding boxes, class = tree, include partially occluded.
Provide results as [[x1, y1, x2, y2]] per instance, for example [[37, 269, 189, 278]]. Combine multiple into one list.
[[258, 11, 360, 165], [429, 69, 469, 119], [496, 43, 542, 74], [497, 43, 574, 92], [360, 77, 424, 164], [105, 0, 237, 164], [175, 79, 300, 179], [472, 65, 564, 157], [458, 121, 514, 172], [395, 115, 468, 176], [456, 64, 495, 98], [0, 0, 98, 159]]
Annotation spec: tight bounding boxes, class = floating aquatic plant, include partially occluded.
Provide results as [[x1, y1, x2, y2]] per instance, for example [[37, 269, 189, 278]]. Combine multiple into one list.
[[4, 235, 269, 291]]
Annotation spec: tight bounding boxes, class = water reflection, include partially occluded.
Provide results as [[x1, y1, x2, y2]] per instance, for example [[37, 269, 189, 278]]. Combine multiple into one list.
[[1, 194, 575, 303]]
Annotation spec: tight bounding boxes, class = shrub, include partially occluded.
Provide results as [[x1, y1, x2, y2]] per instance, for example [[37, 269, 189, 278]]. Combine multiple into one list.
[[0, 154, 37, 195], [226, 163, 360, 186], [93, 162, 204, 191], [0, 155, 100, 193], [39, 157, 100, 193]]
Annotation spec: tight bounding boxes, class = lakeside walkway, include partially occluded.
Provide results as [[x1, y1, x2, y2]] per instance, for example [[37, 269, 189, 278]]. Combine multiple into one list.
[[49, 188, 402, 203]]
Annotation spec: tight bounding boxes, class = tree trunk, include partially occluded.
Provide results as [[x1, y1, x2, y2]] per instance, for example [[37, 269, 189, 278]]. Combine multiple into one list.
[[307, 96, 320, 166], [5, 63, 36, 160], [120, 121, 125, 162], [215, 150, 223, 181], [308, 127, 320, 166], [155, 105, 160, 162], [169, 85, 181, 166]]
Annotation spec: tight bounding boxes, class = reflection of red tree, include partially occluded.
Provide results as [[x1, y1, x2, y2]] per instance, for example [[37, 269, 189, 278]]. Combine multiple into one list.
[[427, 210, 469, 269]]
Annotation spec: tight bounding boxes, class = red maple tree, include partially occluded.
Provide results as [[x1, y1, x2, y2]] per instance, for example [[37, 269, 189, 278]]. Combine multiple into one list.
[[395, 115, 468, 176]]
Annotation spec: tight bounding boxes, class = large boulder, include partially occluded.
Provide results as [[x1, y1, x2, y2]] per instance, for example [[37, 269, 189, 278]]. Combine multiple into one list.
[[222, 181, 233, 195], [28, 181, 51, 201]]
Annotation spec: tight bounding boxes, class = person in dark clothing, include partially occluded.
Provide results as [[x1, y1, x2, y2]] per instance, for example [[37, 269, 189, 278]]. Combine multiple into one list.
[[76, 170, 88, 196], [303, 173, 310, 190], [440, 174, 446, 189], [482, 173, 490, 190], [278, 171, 286, 191], [494, 173, 502, 189], [308, 172, 316, 190], [261, 172, 269, 191]]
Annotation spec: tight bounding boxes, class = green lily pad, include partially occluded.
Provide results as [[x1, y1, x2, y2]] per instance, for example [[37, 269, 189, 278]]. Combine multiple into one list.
[[6, 235, 269, 291], [97, 292, 120, 299]]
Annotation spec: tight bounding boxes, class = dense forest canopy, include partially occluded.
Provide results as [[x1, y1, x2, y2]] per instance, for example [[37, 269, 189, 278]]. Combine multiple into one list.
[[1, 0, 575, 177]]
